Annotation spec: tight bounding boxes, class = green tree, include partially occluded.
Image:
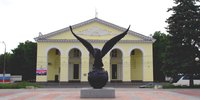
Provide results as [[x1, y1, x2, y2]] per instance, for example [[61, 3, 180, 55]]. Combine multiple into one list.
[[0, 53, 12, 74], [165, 0, 200, 86], [153, 31, 170, 82], [11, 41, 37, 81], [0, 41, 37, 81], [0, 54, 4, 73]]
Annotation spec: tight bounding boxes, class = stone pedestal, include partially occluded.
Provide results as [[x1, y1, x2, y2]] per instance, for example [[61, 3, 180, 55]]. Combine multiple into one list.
[[80, 88, 115, 98]]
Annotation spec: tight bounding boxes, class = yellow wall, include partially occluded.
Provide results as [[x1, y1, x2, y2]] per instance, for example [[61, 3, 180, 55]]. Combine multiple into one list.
[[36, 21, 154, 82], [49, 22, 142, 41], [131, 49, 142, 81], [47, 49, 60, 81]]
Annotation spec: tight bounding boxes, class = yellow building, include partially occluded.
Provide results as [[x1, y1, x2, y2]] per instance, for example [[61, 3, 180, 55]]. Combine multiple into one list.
[[34, 18, 155, 82]]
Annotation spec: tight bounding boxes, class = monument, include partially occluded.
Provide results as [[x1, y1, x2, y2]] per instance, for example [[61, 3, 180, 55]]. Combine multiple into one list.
[[70, 25, 130, 98]]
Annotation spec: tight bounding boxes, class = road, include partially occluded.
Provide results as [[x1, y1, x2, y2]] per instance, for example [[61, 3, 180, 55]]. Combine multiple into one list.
[[0, 88, 200, 100]]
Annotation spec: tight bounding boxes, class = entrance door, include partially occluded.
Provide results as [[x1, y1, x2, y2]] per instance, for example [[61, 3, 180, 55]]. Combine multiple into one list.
[[73, 64, 79, 79], [112, 64, 117, 79]]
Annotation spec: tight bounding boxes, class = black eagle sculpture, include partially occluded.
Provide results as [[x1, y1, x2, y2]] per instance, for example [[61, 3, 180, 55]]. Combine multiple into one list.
[[70, 25, 130, 89]]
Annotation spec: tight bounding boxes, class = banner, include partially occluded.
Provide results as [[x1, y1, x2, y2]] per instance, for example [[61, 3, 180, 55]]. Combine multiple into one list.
[[36, 68, 47, 75]]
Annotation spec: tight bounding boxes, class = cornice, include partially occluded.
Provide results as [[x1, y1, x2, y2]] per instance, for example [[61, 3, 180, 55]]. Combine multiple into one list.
[[37, 39, 154, 43]]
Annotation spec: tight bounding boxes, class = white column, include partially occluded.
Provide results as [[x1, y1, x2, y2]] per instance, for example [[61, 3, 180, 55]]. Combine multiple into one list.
[[81, 52, 89, 82], [59, 55, 68, 82], [36, 49, 48, 82], [103, 54, 110, 81], [122, 53, 131, 82]]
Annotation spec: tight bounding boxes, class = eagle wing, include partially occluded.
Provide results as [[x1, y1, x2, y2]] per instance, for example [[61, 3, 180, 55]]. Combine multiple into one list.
[[70, 26, 95, 56], [101, 25, 130, 58]]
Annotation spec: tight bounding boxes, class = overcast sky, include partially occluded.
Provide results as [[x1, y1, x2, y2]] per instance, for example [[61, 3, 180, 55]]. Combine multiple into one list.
[[0, 0, 174, 54]]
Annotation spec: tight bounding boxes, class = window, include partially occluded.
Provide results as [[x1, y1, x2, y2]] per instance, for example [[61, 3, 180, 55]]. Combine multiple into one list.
[[73, 64, 79, 79], [183, 75, 190, 80], [112, 64, 117, 79], [111, 50, 117, 57], [183, 74, 200, 80], [73, 49, 80, 57]]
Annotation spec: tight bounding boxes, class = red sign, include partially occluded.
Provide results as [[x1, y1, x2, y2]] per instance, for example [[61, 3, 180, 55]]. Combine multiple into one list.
[[36, 68, 47, 75]]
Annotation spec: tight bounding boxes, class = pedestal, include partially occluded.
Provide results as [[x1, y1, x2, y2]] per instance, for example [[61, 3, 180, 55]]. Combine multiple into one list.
[[80, 88, 115, 98]]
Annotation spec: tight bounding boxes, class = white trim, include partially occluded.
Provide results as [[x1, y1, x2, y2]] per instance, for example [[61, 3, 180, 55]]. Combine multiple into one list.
[[111, 46, 125, 55], [46, 46, 62, 66], [128, 47, 144, 55], [46, 46, 62, 58], [66, 46, 84, 56], [36, 39, 154, 43], [129, 47, 144, 81]]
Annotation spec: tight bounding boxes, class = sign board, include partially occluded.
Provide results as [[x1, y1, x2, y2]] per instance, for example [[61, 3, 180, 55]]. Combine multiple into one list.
[[0, 74, 11, 82], [36, 68, 47, 75]]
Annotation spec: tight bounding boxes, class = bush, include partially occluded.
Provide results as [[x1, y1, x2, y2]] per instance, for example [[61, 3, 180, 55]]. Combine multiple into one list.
[[0, 82, 40, 89]]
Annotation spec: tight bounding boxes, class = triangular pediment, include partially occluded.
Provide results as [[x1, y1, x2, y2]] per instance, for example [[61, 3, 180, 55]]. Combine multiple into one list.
[[76, 26, 112, 36], [35, 18, 155, 42]]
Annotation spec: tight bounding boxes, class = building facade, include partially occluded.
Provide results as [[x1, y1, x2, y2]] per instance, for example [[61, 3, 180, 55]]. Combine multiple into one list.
[[35, 18, 155, 82]]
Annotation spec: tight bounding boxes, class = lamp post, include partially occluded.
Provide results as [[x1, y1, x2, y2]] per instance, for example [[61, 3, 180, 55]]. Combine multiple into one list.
[[1, 41, 6, 83], [195, 57, 199, 68], [195, 57, 199, 62]]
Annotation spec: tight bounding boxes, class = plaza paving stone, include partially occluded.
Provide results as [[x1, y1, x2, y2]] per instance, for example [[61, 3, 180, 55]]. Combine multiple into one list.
[[0, 88, 200, 100]]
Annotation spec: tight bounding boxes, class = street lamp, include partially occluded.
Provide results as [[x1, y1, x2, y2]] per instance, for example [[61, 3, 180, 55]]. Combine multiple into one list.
[[1, 41, 6, 83], [195, 57, 200, 68], [195, 57, 199, 62]]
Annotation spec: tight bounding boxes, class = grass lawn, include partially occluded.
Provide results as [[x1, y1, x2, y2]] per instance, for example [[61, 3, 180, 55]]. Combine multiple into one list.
[[0, 81, 40, 89]]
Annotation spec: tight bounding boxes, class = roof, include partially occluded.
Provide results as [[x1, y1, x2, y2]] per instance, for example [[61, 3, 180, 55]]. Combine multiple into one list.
[[34, 17, 155, 42]]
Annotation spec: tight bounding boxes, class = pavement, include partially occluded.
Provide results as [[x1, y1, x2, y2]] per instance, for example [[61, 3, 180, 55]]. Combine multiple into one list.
[[0, 88, 200, 100], [36, 82, 146, 88]]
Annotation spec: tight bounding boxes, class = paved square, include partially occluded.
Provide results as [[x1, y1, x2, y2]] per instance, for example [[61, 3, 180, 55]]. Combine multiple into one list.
[[0, 88, 200, 100]]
